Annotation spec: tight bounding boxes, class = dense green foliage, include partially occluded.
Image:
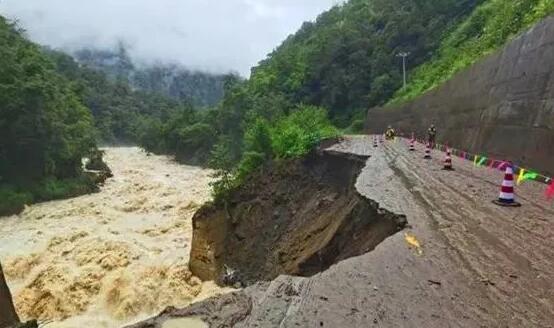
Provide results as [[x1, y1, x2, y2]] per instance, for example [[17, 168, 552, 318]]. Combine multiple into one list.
[[48, 49, 196, 143], [140, 0, 483, 200], [270, 106, 338, 159], [0, 17, 98, 215], [132, 65, 226, 108], [131, 0, 554, 201], [74, 46, 227, 107], [208, 105, 338, 202], [248, 0, 482, 127], [3, 0, 552, 208], [393, 0, 554, 103], [0, 177, 96, 216]]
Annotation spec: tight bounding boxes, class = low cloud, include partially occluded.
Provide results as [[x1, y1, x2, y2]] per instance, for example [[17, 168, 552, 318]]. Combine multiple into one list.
[[0, 0, 340, 76]]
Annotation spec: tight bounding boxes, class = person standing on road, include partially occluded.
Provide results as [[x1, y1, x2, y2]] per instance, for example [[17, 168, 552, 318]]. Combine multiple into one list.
[[385, 125, 396, 140], [427, 124, 437, 147]]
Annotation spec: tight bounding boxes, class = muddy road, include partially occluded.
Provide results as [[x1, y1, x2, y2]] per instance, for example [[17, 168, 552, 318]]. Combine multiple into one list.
[[323, 136, 554, 327], [130, 136, 554, 328], [0, 147, 231, 328]]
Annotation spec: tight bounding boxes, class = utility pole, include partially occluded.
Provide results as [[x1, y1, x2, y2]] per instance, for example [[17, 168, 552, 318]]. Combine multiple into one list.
[[396, 52, 410, 89]]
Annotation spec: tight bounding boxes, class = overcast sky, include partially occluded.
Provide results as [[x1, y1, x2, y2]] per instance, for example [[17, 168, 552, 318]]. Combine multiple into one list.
[[0, 0, 341, 76]]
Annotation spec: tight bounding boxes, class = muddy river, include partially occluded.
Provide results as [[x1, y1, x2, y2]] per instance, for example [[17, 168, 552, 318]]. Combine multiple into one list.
[[0, 147, 231, 327]]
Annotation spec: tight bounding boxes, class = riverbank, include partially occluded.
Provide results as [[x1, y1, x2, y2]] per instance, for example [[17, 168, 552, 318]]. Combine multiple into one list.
[[129, 136, 554, 327], [0, 177, 98, 217], [0, 147, 231, 327]]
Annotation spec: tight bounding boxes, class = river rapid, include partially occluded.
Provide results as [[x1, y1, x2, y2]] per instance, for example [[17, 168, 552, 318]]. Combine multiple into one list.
[[0, 147, 231, 327]]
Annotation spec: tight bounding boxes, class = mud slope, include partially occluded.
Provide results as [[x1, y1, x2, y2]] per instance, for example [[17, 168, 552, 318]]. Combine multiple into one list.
[[190, 148, 407, 285], [128, 136, 554, 328], [366, 16, 554, 175]]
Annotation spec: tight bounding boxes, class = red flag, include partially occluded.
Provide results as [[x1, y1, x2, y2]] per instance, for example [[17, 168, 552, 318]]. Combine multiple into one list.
[[546, 180, 554, 201]]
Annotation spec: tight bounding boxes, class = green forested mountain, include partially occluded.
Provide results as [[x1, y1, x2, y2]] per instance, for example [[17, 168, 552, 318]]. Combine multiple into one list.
[[249, 0, 482, 127], [131, 64, 227, 108], [73, 46, 227, 107], [137, 0, 554, 201], [0, 16, 97, 214], [47, 49, 195, 143], [74, 45, 135, 81], [135, 0, 485, 187], [2, 0, 552, 208]]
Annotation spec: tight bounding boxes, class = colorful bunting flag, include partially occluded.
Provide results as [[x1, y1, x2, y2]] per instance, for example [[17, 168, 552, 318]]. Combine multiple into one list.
[[516, 169, 537, 185], [517, 168, 526, 185], [522, 171, 538, 183], [477, 156, 487, 166], [397, 137, 554, 203]]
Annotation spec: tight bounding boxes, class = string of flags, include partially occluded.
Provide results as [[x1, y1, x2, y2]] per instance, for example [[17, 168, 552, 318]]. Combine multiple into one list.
[[403, 135, 554, 204]]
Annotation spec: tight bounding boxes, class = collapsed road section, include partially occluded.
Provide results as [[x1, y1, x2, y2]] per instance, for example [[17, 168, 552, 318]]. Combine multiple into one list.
[[128, 136, 554, 328], [127, 142, 409, 328], [190, 147, 407, 285]]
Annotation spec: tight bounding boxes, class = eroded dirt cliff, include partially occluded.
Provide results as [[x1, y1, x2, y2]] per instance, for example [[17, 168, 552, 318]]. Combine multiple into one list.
[[190, 148, 407, 285]]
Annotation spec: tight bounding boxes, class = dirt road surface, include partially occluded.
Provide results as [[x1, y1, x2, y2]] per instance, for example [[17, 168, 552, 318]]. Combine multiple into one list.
[[317, 135, 554, 327], [130, 135, 554, 328]]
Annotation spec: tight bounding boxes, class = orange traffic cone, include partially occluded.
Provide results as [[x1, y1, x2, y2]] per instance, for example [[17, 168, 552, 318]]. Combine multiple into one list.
[[493, 165, 521, 207], [442, 148, 454, 170], [409, 134, 415, 151], [423, 142, 431, 159]]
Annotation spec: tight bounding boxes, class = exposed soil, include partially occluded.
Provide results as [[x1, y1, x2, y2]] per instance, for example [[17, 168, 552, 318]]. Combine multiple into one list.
[[189, 148, 407, 285], [128, 136, 554, 328]]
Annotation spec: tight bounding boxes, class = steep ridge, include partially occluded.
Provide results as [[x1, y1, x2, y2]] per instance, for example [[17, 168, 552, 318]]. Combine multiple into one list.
[[189, 145, 407, 285], [366, 16, 554, 175]]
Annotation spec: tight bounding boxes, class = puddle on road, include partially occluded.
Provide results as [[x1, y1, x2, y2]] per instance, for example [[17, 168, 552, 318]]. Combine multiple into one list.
[[162, 318, 208, 328]]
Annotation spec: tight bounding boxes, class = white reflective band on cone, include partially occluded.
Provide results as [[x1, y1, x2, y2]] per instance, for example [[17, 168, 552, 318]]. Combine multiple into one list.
[[502, 180, 514, 187], [499, 192, 514, 200]]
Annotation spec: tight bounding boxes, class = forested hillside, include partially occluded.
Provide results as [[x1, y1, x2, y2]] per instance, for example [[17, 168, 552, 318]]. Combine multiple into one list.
[[137, 0, 554, 201], [47, 49, 197, 143], [249, 0, 482, 127], [3, 0, 553, 208], [134, 0, 485, 199], [74, 46, 227, 107], [0, 17, 97, 215], [393, 0, 554, 103]]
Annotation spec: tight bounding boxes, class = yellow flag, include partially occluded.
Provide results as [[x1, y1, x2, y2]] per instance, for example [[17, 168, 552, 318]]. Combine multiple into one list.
[[404, 233, 423, 256], [517, 168, 525, 185]]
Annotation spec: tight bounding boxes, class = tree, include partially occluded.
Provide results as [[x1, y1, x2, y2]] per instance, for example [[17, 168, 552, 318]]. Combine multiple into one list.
[[0, 261, 19, 328]]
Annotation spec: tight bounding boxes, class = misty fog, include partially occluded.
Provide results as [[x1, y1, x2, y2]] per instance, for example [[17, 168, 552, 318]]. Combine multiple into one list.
[[0, 0, 341, 76]]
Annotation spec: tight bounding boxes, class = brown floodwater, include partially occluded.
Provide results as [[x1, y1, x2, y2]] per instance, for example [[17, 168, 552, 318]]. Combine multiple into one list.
[[0, 147, 232, 327]]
